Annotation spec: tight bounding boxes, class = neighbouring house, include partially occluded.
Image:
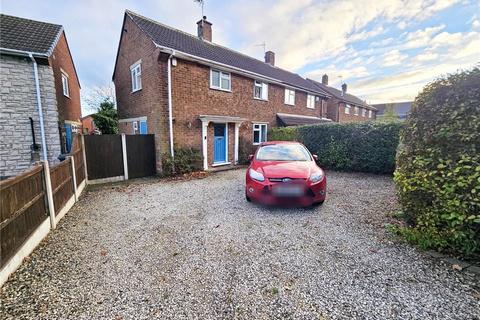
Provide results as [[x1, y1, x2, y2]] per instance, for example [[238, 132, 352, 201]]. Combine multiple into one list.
[[113, 10, 334, 172], [81, 114, 100, 134], [0, 14, 81, 178], [372, 101, 412, 121], [307, 76, 377, 122]]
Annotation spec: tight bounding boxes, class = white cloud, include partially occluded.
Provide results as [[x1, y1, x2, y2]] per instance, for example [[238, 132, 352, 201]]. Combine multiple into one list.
[[381, 49, 408, 67]]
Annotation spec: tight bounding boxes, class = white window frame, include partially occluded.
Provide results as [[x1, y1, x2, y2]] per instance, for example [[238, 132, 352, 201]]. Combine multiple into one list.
[[345, 104, 351, 114], [253, 80, 268, 100], [354, 106, 359, 116], [132, 121, 139, 134], [253, 123, 268, 145], [130, 60, 142, 92], [284, 88, 295, 106], [61, 72, 69, 97], [307, 94, 315, 109], [368, 110, 373, 118], [210, 69, 231, 91], [362, 108, 367, 117]]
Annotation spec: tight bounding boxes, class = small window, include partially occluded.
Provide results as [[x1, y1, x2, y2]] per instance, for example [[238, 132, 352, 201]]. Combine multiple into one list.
[[61, 73, 69, 97], [132, 121, 138, 134], [284, 88, 295, 105], [368, 110, 373, 118], [210, 69, 231, 91], [354, 106, 359, 115], [345, 104, 351, 114], [254, 80, 268, 100], [362, 108, 367, 117], [253, 123, 267, 145], [307, 94, 315, 109], [130, 61, 142, 92]]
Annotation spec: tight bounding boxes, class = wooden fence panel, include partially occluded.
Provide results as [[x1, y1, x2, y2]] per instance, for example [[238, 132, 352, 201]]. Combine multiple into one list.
[[84, 135, 124, 180], [50, 158, 74, 214], [126, 134, 156, 179], [0, 165, 47, 268], [70, 137, 85, 186]]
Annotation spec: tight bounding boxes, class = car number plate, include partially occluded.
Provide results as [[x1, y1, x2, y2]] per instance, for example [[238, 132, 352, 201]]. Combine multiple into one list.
[[272, 185, 305, 197]]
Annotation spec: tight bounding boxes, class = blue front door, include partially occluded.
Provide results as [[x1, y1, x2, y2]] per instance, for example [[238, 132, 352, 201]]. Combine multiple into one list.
[[65, 123, 72, 153], [213, 124, 227, 163]]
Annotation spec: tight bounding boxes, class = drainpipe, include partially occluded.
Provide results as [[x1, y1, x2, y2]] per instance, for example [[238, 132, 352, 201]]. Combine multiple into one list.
[[167, 53, 175, 159], [29, 53, 48, 162]]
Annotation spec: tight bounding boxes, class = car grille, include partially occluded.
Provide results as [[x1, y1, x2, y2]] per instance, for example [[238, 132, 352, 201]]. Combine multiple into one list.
[[268, 178, 306, 183]]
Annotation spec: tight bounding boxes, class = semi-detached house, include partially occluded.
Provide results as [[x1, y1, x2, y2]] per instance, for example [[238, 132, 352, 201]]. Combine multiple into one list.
[[0, 14, 81, 178], [113, 10, 366, 172]]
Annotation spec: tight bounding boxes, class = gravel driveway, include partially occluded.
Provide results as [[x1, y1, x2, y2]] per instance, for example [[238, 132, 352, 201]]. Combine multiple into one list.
[[1, 169, 478, 319]]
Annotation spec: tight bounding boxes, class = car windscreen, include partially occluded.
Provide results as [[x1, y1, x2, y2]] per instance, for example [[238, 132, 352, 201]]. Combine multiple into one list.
[[256, 144, 311, 161]]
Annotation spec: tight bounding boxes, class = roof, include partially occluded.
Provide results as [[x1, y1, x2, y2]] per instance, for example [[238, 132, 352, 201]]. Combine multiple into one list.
[[120, 10, 330, 97], [371, 101, 412, 116], [276, 113, 331, 127], [306, 78, 375, 110], [0, 14, 62, 56]]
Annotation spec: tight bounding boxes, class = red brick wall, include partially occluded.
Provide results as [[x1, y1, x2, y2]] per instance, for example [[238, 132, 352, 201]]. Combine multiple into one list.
[[113, 17, 169, 171], [326, 98, 377, 123], [49, 32, 81, 123], [171, 59, 327, 163]]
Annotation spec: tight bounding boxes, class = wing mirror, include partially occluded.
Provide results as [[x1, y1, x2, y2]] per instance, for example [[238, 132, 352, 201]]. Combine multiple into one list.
[[313, 154, 318, 161], [248, 154, 254, 162]]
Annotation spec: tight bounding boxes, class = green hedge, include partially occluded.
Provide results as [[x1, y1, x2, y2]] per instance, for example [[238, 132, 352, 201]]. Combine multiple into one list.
[[269, 122, 402, 174], [268, 127, 298, 141], [394, 68, 480, 255]]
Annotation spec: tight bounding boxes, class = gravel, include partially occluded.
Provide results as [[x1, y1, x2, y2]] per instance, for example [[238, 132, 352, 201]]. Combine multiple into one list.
[[1, 169, 479, 319]]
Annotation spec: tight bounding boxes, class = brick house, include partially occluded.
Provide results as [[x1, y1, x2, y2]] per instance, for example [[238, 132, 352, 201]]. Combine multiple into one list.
[[113, 11, 337, 172], [81, 115, 99, 134], [307, 76, 377, 122], [0, 14, 81, 178]]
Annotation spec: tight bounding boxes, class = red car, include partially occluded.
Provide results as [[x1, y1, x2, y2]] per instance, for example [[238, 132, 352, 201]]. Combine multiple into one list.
[[245, 141, 327, 207]]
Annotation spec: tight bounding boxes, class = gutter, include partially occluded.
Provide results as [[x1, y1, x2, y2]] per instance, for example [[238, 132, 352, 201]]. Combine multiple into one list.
[[166, 50, 175, 159], [154, 44, 331, 99], [28, 53, 48, 162]]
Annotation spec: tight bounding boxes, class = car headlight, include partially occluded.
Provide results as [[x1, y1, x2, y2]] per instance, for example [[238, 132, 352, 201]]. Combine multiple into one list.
[[309, 170, 324, 184], [249, 168, 265, 182]]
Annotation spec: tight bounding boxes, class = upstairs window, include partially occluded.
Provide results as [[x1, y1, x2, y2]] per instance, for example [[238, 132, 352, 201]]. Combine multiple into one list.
[[284, 88, 295, 105], [345, 104, 351, 114], [61, 72, 69, 97], [130, 61, 142, 92], [210, 69, 231, 91], [362, 108, 367, 117], [307, 94, 315, 109], [254, 80, 268, 100], [369, 110, 373, 118], [253, 123, 267, 145], [354, 106, 359, 115]]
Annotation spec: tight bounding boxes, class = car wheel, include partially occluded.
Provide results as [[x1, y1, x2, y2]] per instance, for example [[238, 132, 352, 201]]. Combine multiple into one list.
[[313, 200, 324, 206], [245, 193, 251, 202]]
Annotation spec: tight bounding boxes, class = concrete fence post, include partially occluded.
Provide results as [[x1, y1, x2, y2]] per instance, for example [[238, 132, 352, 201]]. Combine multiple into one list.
[[121, 133, 129, 180], [70, 156, 78, 202], [80, 134, 88, 183], [43, 161, 56, 229]]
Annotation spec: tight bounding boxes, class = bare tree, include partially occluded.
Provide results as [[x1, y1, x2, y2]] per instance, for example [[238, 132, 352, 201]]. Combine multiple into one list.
[[82, 83, 116, 114]]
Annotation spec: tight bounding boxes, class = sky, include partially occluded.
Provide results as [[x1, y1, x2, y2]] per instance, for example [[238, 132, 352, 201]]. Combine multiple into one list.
[[2, 0, 479, 114]]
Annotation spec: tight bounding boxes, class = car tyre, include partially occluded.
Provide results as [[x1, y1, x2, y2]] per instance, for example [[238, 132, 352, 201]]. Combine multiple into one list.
[[245, 192, 251, 202], [312, 200, 325, 206]]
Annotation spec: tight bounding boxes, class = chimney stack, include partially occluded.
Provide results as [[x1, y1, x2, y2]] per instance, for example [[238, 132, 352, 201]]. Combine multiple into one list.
[[265, 51, 275, 66], [341, 83, 347, 96], [322, 74, 328, 85], [197, 16, 212, 42]]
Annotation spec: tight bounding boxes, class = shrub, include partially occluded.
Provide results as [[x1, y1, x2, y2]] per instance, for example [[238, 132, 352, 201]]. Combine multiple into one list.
[[238, 136, 258, 164], [162, 147, 202, 176], [394, 67, 480, 255], [268, 127, 298, 141], [297, 122, 402, 174]]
